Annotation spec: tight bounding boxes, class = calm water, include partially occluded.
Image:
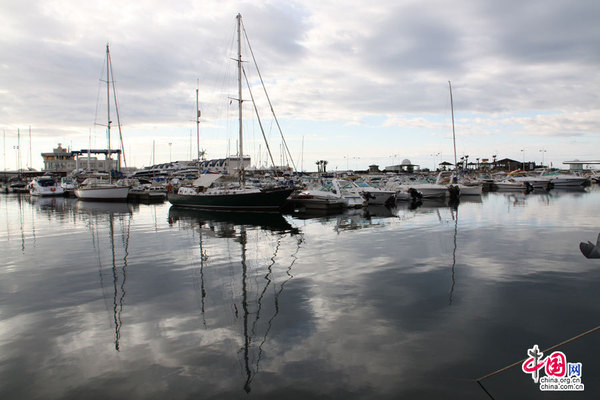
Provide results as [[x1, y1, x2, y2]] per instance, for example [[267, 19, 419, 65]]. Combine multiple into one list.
[[1, 189, 599, 399]]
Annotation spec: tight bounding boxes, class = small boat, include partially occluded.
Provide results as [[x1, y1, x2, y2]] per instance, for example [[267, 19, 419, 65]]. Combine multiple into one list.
[[351, 181, 395, 205], [493, 179, 530, 191], [330, 179, 366, 208], [545, 173, 589, 188], [128, 184, 167, 202], [288, 187, 346, 210], [60, 177, 78, 197], [29, 175, 65, 197]]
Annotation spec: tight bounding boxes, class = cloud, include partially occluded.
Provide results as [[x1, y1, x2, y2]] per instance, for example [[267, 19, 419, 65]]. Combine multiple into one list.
[[1, 0, 599, 170]]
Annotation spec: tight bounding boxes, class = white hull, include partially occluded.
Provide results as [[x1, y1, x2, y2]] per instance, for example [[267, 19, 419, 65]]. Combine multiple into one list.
[[458, 184, 482, 196], [29, 176, 65, 197], [30, 187, 65, 196], [409, 184, 448, 198], [75, 186, 130, 201], [290, 190, 346, 210], [550, 178, 588, 187], [361, 190, 395, 205]]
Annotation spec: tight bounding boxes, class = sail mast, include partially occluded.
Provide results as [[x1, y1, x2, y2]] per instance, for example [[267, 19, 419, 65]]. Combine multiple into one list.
[[236, 13, 244, 186], [196, 83, 201, 174], [448, 81, 457, 173], [106, 44, 112, 183]]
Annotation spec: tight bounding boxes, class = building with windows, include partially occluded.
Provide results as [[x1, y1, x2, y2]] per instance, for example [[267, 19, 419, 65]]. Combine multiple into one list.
[[41, 143, 121, 175]]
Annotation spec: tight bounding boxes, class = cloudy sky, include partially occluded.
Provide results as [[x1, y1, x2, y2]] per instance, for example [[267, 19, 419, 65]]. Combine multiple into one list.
[[1, 0, 599, 171]]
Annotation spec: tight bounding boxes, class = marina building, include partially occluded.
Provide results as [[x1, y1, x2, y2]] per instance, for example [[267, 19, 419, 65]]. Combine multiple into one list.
[[41, 143, 121, 175]]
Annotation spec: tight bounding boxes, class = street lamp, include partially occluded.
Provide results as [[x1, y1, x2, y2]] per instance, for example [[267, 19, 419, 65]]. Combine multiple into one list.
[[169, 142, 172, 163]]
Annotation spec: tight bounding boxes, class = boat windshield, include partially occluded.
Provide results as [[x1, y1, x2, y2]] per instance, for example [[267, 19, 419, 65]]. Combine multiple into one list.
[[317, 185, 336, 193]]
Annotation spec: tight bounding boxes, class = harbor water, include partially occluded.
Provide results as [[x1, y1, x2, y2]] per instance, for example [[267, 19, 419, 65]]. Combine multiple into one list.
[[1, 189, 599, 399]]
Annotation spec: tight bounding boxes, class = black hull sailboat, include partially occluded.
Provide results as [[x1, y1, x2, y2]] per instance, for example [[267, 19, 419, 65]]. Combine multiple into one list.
[[168, 14, 295, 212], [168, 186, 294, 212]]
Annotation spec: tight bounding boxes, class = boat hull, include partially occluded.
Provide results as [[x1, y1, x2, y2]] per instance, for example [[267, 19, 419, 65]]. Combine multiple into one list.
[[30, 187, 65, 196], [75, 186, 130, 202], [168, 187, 295, 211]]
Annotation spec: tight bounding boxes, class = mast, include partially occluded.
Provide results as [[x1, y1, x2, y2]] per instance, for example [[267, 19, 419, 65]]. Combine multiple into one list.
[[17, 128, 21, 176], [196, 84, 201, 173], [236, 13, 244, 185], [106, 44, 112, 183], [28, 126, 32, 169], [448, 81, 457, 173], [108, 52, 126, 169]]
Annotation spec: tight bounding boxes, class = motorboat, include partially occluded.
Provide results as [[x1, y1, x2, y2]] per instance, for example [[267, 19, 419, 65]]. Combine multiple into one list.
[[288, 186, 346, 210], [351, 181, 395, 205], [128, 184, 167, 202], [29, 176, 65, 196], [329, 179, 366, 208], [493, 178, 530, 191]]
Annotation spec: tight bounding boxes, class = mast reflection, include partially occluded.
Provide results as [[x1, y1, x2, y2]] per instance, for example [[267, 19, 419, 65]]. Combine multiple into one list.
[[77, 201, 132, 351], [168, 206, 302, 393]]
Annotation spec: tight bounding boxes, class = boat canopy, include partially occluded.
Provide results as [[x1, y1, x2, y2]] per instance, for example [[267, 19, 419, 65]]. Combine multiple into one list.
[[193, 173, 222, 188]]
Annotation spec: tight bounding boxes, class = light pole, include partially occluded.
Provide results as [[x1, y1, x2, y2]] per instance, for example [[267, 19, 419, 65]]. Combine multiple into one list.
[[539, 149, 546, 167], [169, 142, 172, 163]]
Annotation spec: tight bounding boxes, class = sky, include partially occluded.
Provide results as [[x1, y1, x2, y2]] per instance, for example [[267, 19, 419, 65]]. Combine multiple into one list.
[[1, 0, 599, 172]]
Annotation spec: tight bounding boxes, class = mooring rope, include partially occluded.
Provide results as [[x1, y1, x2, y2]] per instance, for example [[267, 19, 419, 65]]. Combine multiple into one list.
[[476, 323, 600, 382]]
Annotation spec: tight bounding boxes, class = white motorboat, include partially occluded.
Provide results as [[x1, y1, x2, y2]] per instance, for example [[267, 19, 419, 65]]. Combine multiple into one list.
[[60, 177, 78, 197], [494, 179, 529, 191], [289, 187, 346, 210], [351, 181, 395, 205], [545, 173, 589, 188], [29, 176, 65, 196], [456, 183, 482, 196], [330, 179, 366, 208]]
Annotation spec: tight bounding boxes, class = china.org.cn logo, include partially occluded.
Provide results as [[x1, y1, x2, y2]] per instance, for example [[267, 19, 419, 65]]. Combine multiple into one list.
[[521, 345, 584, 391]]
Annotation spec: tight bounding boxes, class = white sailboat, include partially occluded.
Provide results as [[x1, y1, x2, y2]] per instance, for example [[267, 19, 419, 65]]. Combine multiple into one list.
[[447, 81, 481, 197], [75, 44, 129, 202]]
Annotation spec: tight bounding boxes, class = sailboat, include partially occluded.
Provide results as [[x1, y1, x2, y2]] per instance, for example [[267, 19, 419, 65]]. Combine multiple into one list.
[[168, 14, 294, 211], [75, 44, 130, 202], [447, 81, 481, 197]]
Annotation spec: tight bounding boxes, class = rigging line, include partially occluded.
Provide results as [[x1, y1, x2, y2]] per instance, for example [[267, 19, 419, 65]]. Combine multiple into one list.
[[108, 51, 127, 168], [476, 323, 600, 382], [255, 233, 303, 373], [242, 66, 276, 168], [241, 21, 297, 172], [251, 237, 282, 337]]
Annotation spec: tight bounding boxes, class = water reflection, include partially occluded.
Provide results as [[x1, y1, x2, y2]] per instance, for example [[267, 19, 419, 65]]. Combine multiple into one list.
[[168, 206, 303, 393], [77, 201, 133, 351]]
